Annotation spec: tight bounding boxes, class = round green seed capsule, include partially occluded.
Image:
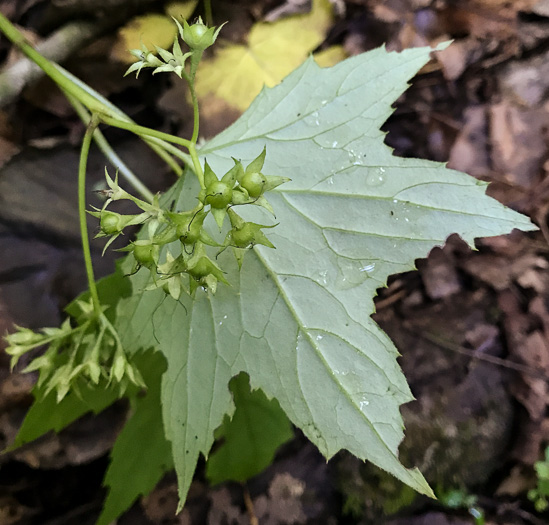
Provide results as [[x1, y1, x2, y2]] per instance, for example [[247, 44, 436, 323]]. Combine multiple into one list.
[[133, 243, 157, 267], [100, 211, 123, 235], [241, 172, 267, 198], [187, 23, 208, 42], [189, 257, 212, 279], [205, 181, 233, 209], [231, 223, 255, 247]]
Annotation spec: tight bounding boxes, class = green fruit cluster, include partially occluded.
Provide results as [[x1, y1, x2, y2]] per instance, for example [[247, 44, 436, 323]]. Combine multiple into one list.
[[93, 148, 289, 296], [125, 16, 225, 79]]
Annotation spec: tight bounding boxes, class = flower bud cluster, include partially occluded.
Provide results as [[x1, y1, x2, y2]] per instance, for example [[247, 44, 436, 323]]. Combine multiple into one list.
[[94, 148, 289, 296]]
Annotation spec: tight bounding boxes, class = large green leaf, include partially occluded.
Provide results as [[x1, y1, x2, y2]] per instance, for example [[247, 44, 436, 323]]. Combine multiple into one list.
[[112, 43, 535, 509], [97, 351, 172, 525], [205, 373, 294, 485], [8, 383, 118, 450]]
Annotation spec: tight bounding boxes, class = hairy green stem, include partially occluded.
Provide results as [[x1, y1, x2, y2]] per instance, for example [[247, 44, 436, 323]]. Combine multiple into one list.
[[143, 137, 184, 176], [186, 50, 203, 181], [79, 117, 102, 317], [154, 139, 193, 167]]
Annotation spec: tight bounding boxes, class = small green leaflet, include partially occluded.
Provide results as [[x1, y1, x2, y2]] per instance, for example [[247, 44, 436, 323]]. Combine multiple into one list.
[[111, 41, 535, 511]]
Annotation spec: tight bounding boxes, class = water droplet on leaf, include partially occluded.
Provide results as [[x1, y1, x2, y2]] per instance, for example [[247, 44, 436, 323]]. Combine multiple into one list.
[[366, 167, 386, 187]]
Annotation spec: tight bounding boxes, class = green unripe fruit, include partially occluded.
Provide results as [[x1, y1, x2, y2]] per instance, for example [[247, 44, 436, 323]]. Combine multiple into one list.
[[100, 211, 123, 235], [181, 17, 224, 51], [132, 243, 158, 267], [241, 172, 267, 198], [188, 257, 213, 279], [178, 225, 200, 245], [187, 23, 208, 42], [176, 220, 200, 244], [205, 181, 233, 209], [231, 223, 255, 247]]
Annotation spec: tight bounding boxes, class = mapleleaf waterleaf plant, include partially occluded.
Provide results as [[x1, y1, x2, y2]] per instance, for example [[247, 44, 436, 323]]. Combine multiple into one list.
[[0, 12, 536, 524]]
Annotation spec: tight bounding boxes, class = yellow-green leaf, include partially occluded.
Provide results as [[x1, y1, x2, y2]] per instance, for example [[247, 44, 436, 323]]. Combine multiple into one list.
[[195, 0, 340, 111], [314, 45, 347, 68], [165, 0, 198, 21], [112, 14, 178, 64]]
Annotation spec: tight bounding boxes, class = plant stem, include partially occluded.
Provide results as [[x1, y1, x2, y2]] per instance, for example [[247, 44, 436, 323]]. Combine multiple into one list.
[[79, 116, 102, 317], [0, 13, 184, 177], [154, 139, 193, 167], [143, 137, 185, 177], [204, 0, 213, 26], [187, 52, 203, 182], [189, 144, 205, 188], [66, 91, 155, 202], [99, 114, 194, 150], [189, 80, 200, 144]]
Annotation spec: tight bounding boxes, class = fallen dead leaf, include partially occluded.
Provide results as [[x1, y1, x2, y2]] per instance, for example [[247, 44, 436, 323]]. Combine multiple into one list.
[[448, 105, 490, 176], [509, 331, 549, 420], [195, 0, 336, 112], [496, 465, 534, 496], [436, 39, 482, 80], [254, 473, 307, 525], [490, 102, 549, 187], [420, 247, 461, 300], [208, 487, 247, 525]]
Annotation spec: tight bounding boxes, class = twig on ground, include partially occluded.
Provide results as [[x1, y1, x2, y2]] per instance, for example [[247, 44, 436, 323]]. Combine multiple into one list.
[[404, 323, 549, 382], [242, 483, 259, 525]]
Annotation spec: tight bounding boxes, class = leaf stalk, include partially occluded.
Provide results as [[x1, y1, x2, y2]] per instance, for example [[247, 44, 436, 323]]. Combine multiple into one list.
[[78, 116, 102, 317]]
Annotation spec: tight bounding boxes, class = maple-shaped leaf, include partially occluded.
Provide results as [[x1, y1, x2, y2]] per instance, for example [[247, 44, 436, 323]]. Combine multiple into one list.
[[111, 42, 535, 511]]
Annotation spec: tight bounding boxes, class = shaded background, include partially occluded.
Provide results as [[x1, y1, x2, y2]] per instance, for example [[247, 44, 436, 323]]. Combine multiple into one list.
[[0, 0, 548, 523]]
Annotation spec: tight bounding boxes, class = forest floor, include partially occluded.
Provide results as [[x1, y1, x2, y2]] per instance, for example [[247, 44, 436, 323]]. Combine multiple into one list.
[[0, 0, 549, 524]]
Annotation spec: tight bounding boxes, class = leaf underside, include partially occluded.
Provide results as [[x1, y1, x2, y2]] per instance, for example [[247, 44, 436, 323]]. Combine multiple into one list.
[[112, 42, 535, 509]]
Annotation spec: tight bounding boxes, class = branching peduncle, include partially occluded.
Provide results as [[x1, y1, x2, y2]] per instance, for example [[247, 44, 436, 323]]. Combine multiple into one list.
[[97, 113, 202, 185], [79, 116, 102, 317], [0, 13, 117, 118], [0, 13, 185, 179]]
